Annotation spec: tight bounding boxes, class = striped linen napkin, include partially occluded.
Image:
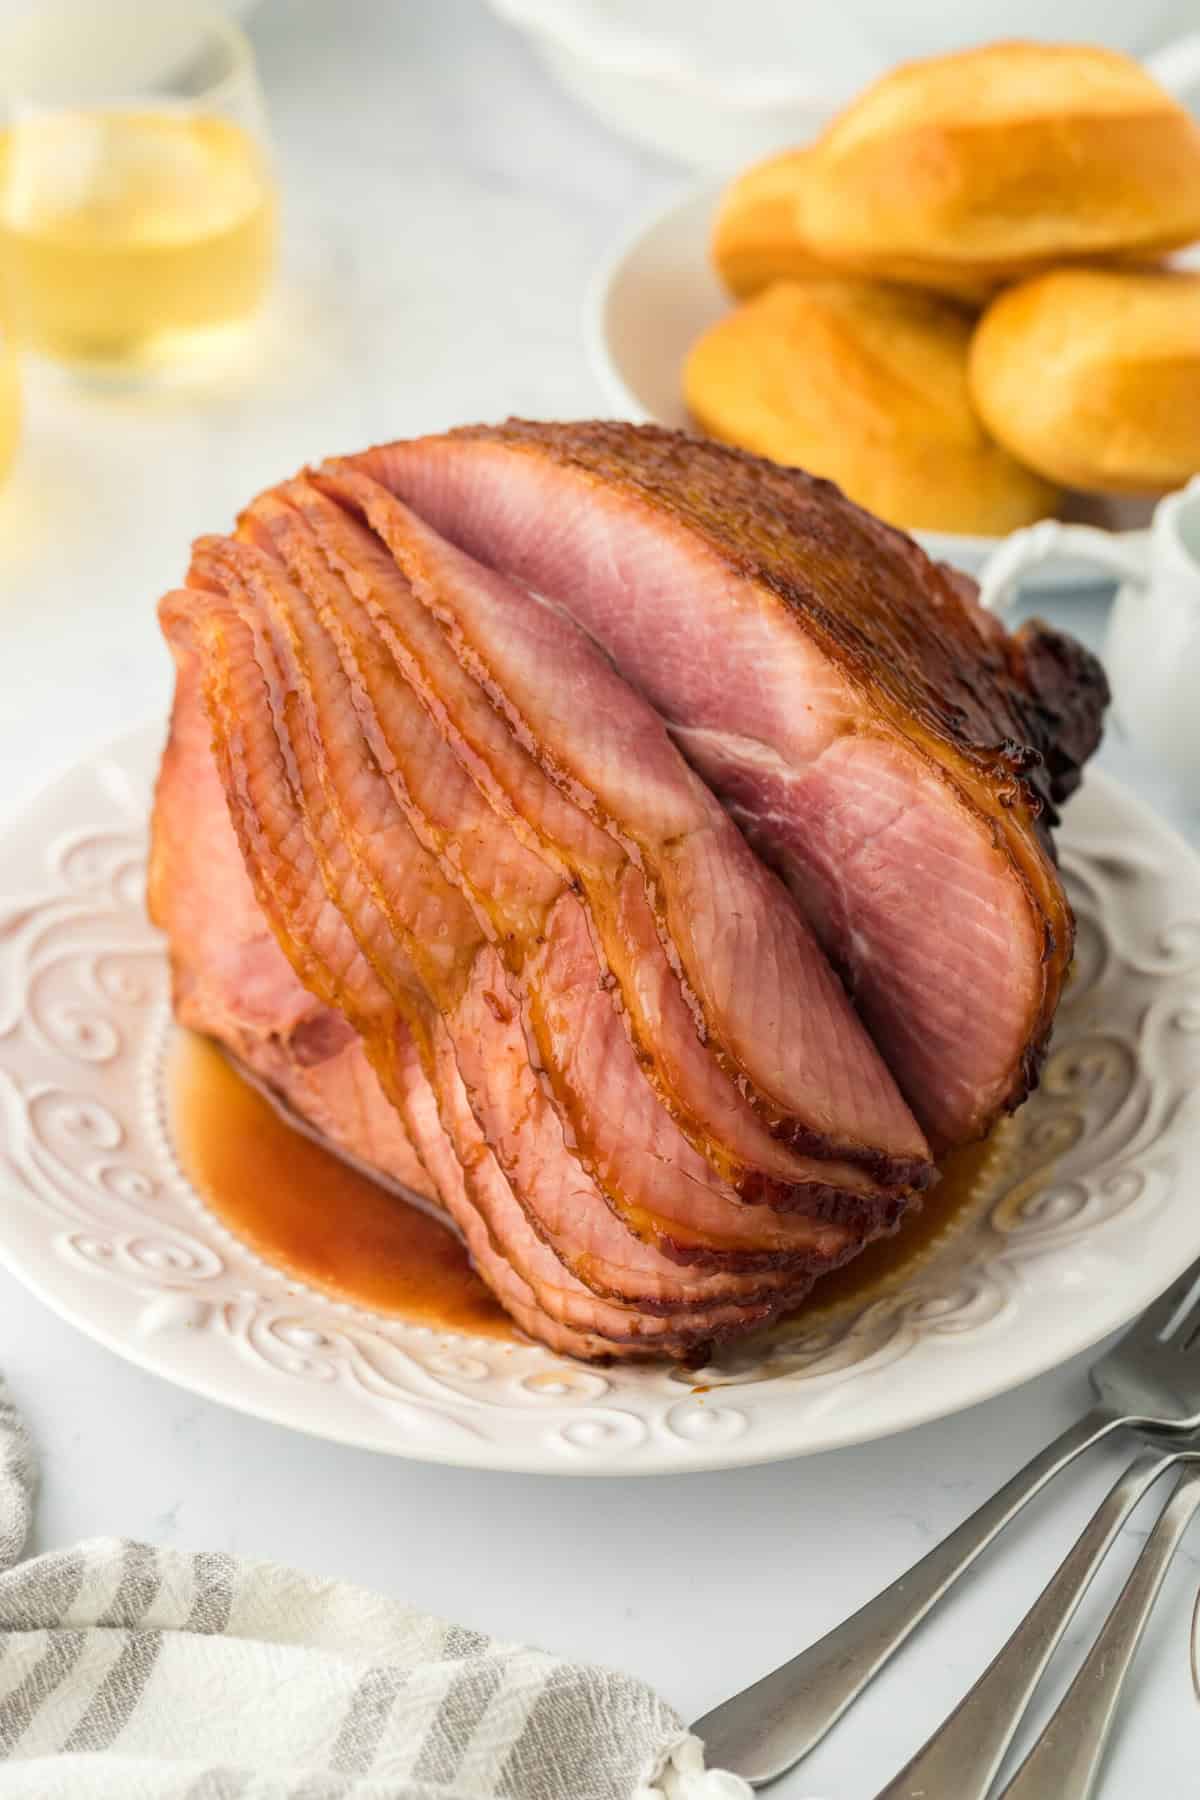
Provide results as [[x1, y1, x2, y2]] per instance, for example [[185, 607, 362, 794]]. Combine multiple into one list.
[[0, 1376, 750, 1799]]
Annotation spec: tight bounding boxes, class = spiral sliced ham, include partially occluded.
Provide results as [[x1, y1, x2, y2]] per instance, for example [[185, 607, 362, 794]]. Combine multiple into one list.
[[150, 422, 1106, 1360]]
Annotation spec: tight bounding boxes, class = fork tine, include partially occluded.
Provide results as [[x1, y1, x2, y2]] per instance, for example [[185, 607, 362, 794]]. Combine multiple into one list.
[[1129, 1254, 1200, 1344]]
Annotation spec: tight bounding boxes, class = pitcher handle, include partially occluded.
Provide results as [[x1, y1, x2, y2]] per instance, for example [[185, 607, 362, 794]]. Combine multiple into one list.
[[977, 521, 1150, 617]]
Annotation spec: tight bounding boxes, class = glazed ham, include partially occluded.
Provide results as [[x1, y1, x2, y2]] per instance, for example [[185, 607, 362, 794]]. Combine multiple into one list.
[[150, 422, 1107, 1359]]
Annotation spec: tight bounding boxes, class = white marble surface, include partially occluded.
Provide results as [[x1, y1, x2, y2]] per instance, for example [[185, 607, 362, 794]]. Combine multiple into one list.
[[1, 3, 1199, 1794]]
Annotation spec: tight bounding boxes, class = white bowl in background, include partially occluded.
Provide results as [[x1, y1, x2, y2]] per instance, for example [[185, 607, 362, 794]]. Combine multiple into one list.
[[848, 0, 1196, 63], [586, 182, 1161, 588], [494, 0, 1200, 170], [490, 0, 883, 168]]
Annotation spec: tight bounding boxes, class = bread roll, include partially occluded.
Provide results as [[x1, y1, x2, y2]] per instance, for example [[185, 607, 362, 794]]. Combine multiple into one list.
[[684, 277, 1059, 534], [970, 267, 1200, 494], [799, 42, 1200, 300], [712, 149, 830, 298]]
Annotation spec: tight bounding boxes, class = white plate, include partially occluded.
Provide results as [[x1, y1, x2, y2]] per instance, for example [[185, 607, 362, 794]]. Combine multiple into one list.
[[3, 725, 1200, 1475], [587, 184, 1160, 589]]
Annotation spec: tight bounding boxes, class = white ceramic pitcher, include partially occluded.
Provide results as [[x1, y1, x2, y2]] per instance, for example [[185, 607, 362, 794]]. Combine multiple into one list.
[[979, 478, 1200, 792]]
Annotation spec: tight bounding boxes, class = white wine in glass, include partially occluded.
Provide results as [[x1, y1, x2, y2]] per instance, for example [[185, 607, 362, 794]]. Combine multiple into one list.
[[0, 5, 277, 373]]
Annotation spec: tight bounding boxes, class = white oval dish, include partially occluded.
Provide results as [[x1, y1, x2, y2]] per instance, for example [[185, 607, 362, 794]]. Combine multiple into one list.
[[587, 183, 1165, 589], [2, 724, 1200, 1475]]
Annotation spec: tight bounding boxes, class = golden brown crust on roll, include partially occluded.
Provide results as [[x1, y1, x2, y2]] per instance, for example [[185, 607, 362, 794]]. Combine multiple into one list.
[[799, 41, 1200, 299], [969, 267, 1200, 493], [711, 148, 831, 298], [683, 276, 1059, 534]]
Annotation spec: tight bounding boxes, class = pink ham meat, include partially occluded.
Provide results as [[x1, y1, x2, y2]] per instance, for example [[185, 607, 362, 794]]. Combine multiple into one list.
[[150, 421, 1105, 1361], [353, 422, 1106, 1150]]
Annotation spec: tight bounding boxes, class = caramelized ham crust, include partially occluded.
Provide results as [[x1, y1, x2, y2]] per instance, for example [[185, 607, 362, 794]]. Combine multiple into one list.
[[150, 422, 1105, 1360]]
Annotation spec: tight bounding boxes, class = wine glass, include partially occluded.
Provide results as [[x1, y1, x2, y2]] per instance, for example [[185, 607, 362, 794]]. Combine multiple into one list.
[[0, 1, 278, 374]]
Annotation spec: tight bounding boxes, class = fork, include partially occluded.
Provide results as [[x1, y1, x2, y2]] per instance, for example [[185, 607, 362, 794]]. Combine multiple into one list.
[[997, 1460, 1200, 1799], [872, 1445, 1196, 1798], [694, 1253, 1200, 1787]]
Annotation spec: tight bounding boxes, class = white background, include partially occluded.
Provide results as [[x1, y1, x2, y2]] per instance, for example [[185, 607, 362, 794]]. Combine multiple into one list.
[[1, 4, 1198, 1794]]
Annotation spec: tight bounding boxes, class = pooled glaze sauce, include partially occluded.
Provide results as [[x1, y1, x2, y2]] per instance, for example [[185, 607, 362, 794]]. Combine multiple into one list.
[[170, 1033, 515, 1340], [787, 1128, 1007, 1324], [172, 1031, 1005, 1346]]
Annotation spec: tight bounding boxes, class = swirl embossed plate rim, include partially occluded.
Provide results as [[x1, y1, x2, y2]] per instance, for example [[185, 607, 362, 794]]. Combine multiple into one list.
[[2, 723, 1200, 1475]]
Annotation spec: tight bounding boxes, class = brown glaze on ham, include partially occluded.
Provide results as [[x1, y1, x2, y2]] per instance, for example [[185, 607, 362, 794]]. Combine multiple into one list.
[[150, 421, 1105, 1360]]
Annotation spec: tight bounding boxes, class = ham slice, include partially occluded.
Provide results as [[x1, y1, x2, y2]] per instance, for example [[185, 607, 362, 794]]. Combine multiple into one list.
[[150, 421, 1106, 1360]]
